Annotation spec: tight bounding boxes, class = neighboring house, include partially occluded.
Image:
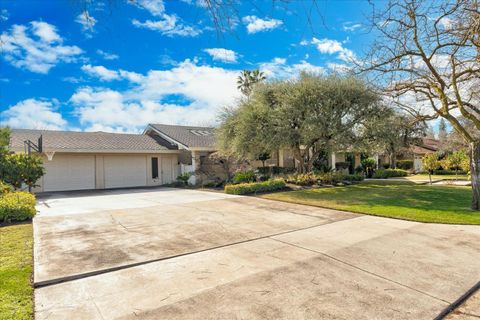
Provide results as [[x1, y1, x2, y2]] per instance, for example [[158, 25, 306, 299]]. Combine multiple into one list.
[[9, 129, 179, 192], [398, 138, 440, 172]]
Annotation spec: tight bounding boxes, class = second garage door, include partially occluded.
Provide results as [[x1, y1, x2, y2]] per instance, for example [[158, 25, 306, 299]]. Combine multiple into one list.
[[104, 155, 147, 189]]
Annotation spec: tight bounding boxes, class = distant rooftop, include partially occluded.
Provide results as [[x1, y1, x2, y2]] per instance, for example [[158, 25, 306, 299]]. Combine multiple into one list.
[[148, 124, 216, 149], [9, 129, 170, 152]]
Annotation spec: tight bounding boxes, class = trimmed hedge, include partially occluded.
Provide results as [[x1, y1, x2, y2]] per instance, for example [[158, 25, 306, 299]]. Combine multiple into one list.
[[396, 160, 414, 170], [225, 179, 286, 195], [0, 191, 36, 223], [373, 169, 408, 179], [343, 174, 364, 182], [432, 169, 468, 175], [232, 170, 256, 184]]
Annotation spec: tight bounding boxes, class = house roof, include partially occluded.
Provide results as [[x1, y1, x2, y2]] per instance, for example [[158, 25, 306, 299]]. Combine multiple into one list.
[[147, 124, 216, 150], [9, 129, 172, 153]]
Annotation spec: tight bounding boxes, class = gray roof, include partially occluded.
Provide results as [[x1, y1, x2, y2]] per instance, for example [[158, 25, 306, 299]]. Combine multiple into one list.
[[148, 124, 216, 149], [9, 129, 170, 152]]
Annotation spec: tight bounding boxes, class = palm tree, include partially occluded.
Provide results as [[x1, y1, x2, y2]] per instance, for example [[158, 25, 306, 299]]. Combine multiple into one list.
[[237, 69, 266, 96]]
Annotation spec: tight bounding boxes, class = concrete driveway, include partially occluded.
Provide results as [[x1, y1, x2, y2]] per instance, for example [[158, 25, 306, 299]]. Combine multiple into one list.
[[34, 188, 480, 319]]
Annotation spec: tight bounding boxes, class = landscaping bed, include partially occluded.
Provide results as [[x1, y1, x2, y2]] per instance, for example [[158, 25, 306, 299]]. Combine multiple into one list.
[[0, 223, 34, 320], [262, 180, 480, 225]]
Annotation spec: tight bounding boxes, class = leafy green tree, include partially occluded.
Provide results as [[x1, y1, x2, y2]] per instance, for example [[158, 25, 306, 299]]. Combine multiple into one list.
[[443, 151, 469, 180], [359, 110, 426, 168], [257, 152, 271, 168], [361, 158, 376, 178], [422, 153, 440, 185], [218, 74, 383, 173], [236, 69, 266, 96], [0, 128, 45, 189]]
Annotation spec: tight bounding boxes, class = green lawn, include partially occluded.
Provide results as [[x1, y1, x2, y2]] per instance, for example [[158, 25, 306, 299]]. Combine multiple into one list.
[[398, 174, 470, 182], [262, 181, 480, 225], [0, 223, 33, 320]]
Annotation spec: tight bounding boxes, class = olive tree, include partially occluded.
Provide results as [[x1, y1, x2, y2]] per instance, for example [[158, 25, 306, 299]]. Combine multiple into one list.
[[362, 0, 480, 209], [422, 153, 440, 185], [217, 74, 382, 173]]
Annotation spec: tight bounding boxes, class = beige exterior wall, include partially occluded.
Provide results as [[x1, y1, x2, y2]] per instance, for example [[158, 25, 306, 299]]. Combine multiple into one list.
[[35, 152, 179, 192]]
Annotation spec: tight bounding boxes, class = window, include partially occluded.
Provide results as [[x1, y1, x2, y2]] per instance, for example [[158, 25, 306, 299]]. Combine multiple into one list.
[[151, 157, 159, 179]]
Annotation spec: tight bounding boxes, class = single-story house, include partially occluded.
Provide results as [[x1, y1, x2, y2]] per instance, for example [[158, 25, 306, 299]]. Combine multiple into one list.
[[9, 129, 179, 192], [398, 138, 440, 172]]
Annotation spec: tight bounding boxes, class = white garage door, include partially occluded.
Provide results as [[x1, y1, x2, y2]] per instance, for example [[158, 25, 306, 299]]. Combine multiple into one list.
[[104, 155, 147, 189], [43, 155, 95, 192]]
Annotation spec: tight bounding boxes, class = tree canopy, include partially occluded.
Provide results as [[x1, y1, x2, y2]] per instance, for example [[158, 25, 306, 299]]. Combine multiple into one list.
[[217, 74, 385, 172]]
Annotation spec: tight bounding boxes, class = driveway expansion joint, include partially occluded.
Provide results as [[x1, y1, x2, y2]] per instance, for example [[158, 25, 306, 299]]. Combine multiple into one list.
[[34, 215, 362, 288], [269, 237, 452, 305]]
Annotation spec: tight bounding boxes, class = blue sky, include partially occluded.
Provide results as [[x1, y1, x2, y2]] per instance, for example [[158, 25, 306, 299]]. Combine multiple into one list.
[[0, 0, 380, 133]]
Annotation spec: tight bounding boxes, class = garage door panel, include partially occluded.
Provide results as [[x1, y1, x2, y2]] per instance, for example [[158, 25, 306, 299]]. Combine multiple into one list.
[[43, 155, 95, 192], [104, 155, 147, 188]]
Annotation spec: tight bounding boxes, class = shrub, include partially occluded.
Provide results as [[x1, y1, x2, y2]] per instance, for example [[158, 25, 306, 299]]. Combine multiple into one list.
[[256, 167, 270, 175], [382, 163, 391, 169], [0, 181, 12, 195], [0, 191, 36, 222], [177, 172, 192, 185], [232, 170, 256, 184], [224, 179, 286, 195], [396, 160, 413, 170], [373, 169, 408, 179], [342, 174, 365, 182], [285, 172, 318, 186], [431, 169, 468, 175]]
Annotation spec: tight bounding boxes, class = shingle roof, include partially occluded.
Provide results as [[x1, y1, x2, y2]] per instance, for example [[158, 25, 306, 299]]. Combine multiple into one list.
[[9, 129, 170, 152], [148, 124, 216, 149]]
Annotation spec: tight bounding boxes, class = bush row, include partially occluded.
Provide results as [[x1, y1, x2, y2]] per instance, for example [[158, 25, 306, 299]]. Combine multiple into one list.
[[224, 179, 286, 195], [420, 169, 468, 175], [372, 169, 408, 179], [0, 191, 36, 223], [396, 160, 414, 170], [285, 172, 364, 186]]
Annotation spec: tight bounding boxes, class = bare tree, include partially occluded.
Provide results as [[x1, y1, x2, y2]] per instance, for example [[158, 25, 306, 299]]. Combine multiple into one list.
[[362, 0, 480, 210]]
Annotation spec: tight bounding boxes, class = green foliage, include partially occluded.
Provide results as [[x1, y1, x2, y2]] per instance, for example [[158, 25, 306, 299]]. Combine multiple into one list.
[[224, 179, 286, 195], [396, 160, 413, 170], [442, 151, 469, 172], [361, 158, 376, 178], [237, 69, 266, 96], [285, 172, 318, 186], [218, 74, 383, 172], [372, 169, 408, 179], [0, 153, 45, 189], [176, 172, 192, 185], [232, 170, 256, 184], [0, 181, 13, 195], [0, 192, 36, 222], [422, 153, 440, 174], [343, 174, 365, 182], [0, 127, 11, 149]]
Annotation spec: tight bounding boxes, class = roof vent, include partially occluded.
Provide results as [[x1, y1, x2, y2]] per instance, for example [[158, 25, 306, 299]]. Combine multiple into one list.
[[190, 130, 212, 136]]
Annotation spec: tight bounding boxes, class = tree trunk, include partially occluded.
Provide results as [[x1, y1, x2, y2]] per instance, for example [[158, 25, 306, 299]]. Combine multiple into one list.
[[471, 141, 480, 210]]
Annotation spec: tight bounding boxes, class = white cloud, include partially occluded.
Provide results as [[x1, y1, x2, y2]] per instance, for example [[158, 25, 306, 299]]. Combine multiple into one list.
[[343, 22, 362, 32], [96, 49, 119, 60], [439, 17, 453, 30], [134, 0, 165, 16], [204, 48, 237, 63], [75, 11, 97, 34], [327, 63, 352, 73], [0, 99, 67, 130], [1, 9, 9, 21], [311, 37, 357, 63], [0, 21, 82, 73], [131, 0, 201, 37], [260, 57, 324, 78], [70, 59, 241, 132], [242, 15, 283, 34], [81, 64, 120, 81], [81, 64, 144, 82]]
